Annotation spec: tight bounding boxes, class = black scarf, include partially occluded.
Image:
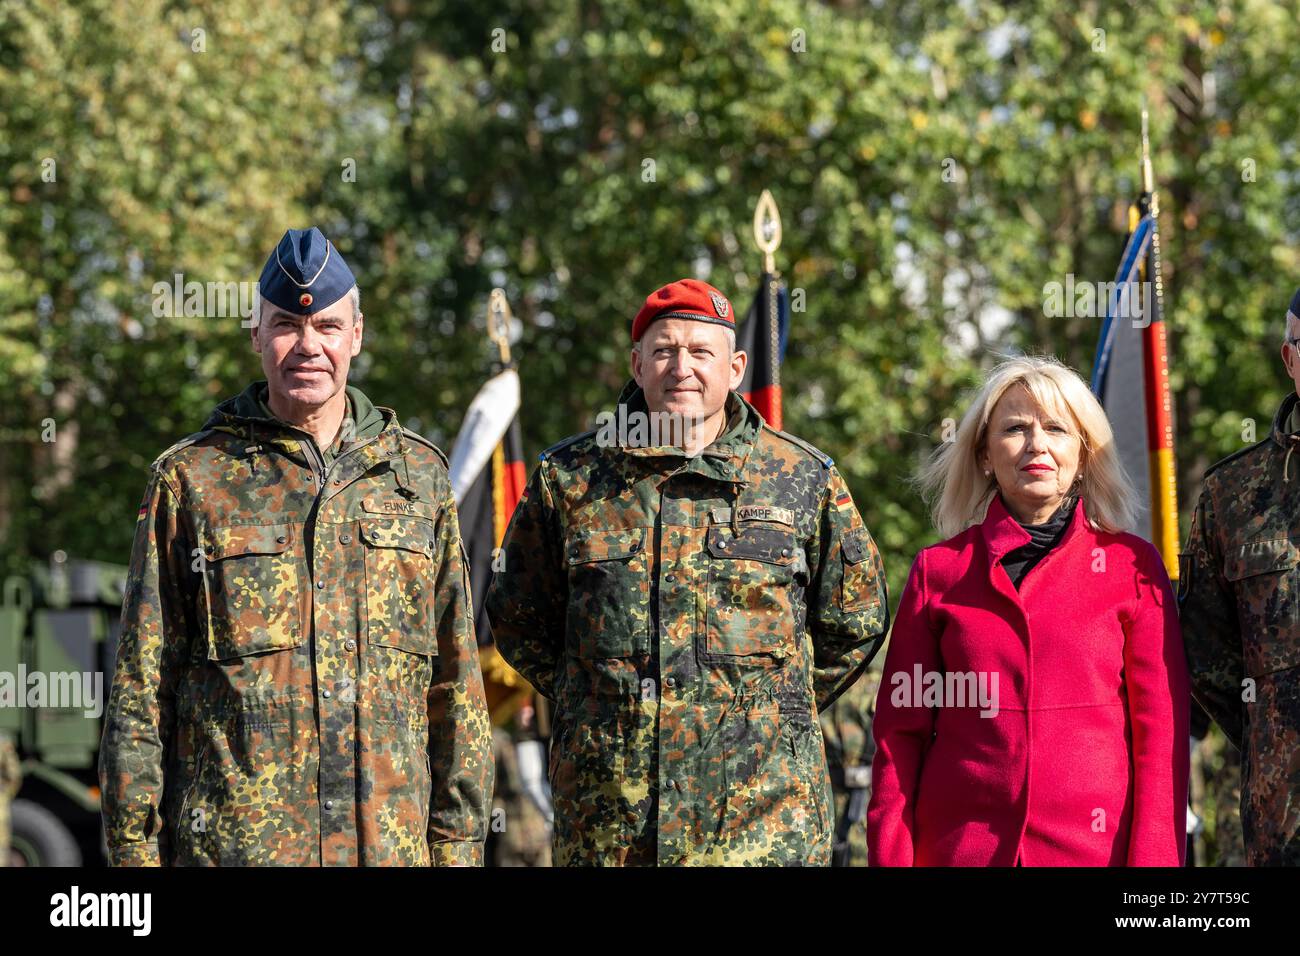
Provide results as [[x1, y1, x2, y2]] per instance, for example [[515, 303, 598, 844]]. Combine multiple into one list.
[[1000, 496, 1078, 591]]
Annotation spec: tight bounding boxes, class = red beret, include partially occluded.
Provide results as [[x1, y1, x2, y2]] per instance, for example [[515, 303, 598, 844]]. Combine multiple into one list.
[[631, 278, 735, 342]]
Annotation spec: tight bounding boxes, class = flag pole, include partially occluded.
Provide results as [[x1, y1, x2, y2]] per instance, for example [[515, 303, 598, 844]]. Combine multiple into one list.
[[748, 190, 786, 429], [1140, 105, 1180, 579]]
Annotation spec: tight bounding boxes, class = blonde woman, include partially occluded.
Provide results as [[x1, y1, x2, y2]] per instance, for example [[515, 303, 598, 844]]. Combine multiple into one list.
[[868, 356, 1189, 866]]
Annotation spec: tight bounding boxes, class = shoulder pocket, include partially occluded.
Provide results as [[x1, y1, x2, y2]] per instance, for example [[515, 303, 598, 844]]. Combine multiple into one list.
[[202, 523, 303, 660], [838, 528, 882, 613], [361, 516, 437, 656]]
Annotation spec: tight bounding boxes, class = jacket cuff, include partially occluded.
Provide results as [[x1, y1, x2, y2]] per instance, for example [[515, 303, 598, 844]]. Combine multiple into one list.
[[429, 840, 483, 867], [109, 842, 162, 867]]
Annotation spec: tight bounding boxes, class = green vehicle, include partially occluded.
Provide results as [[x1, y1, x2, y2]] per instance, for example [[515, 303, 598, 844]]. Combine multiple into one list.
[[1, 553, 126, 866]]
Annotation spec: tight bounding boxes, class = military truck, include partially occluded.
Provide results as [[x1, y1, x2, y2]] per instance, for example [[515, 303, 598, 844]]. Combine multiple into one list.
[[1, 552, 126, 866]]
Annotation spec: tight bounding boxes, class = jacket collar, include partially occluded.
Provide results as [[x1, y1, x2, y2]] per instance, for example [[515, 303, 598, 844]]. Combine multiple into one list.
[[979, 492, 1090, 564], [202, 380, 407, 481]]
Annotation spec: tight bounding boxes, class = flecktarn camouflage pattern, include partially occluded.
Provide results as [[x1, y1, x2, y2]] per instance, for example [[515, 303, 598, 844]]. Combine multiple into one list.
[[1180, 390, 1300, 865], [486, 382, 889, 865], [0, 731, 18, 866], [99, 382, 493, 866]]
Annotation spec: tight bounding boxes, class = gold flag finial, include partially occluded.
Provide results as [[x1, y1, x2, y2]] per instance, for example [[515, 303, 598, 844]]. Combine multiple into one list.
[[752, 189, 783, 274], [487, 288, 513, 365]]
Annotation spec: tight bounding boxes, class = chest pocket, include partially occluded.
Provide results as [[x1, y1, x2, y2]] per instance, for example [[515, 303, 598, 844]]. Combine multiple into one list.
[[1224, 536, 1300, 677], [361, 516, 437, 656], [704, 522, 799, 661], [202, 523, 304, 661], [564, 527, 650, 659]]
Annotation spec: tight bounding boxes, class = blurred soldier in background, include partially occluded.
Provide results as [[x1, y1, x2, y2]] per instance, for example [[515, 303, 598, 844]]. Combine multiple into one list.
[[821, 668, 881, 867], [481, 646, 552, 867]]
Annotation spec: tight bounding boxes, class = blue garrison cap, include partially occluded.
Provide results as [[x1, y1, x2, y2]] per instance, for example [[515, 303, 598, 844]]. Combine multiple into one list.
[[257, 227, 356, 315], [1289, 288, 1300, 325]]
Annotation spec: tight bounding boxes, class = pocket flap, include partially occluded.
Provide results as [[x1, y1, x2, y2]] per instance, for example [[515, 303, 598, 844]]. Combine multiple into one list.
[[842, 529, 870, 565], [360, 517, 434, 556], [707, 525, 797, 565], [205, 524, 294, 561], [565, 527, 647, 565], [1224, 537, 1300, 582]]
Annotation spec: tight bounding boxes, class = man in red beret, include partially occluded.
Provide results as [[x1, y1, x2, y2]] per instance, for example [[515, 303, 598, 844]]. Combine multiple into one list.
[[486, 278, 889, 866]]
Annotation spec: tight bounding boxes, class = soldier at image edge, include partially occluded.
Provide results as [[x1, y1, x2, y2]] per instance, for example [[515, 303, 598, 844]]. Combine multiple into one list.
[[1179, 285, 1300, 867], [0, 731, 19, 867]]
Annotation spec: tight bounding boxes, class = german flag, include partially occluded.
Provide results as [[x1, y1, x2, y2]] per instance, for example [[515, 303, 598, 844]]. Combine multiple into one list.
[[1090, 124, 1178, 583], [737, 270, 789, 430], [448, 367, 525, 647]]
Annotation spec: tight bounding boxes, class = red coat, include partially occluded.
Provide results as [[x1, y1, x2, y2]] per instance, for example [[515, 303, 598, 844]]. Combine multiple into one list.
[[868, 496, 1189, 866]]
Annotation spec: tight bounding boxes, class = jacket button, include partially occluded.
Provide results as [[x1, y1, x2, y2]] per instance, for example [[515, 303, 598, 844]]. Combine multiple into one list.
[[664, 677, 676, 689], [322, 689, 332, 699], [345, 640, 357, 652], [324, 800, 334, 810], [629, 540, 641, 552], [340, 534, 352, 545], [665, 574, 675, 583], [316, 581, 325, 589], [718, 539, 728, 550], [781, 548, 791, 558], [276, 535, 287, 544], [333, 479, 341, 486], [666, 779, 678, 791]]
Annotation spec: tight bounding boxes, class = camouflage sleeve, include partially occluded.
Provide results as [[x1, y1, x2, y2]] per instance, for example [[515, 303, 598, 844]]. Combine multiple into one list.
[[0, 733, 19, 799], [99, 470, 193, 867], [427, 482, 494, 866], [1124, 545, 1191, 866], [1178, 488, 1244, 745], [866, 552, 936, 867], [484, 462, 566, 700], [805, 466, 889, 710]]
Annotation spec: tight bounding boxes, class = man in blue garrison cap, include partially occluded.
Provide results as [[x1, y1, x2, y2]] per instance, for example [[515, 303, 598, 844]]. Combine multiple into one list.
[[100, 227, 494, 866]]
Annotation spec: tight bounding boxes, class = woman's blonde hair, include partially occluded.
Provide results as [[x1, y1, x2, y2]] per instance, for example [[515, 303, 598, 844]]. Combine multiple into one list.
[[918, 355, 1138, 539]]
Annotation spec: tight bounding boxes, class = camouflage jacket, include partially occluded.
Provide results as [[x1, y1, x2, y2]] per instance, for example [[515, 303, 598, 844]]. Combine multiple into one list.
[[0, 732, 18, 799], [485, 384, 889, 866], [1180, 391, 1300, 865], [99, 382, 493, 866]]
